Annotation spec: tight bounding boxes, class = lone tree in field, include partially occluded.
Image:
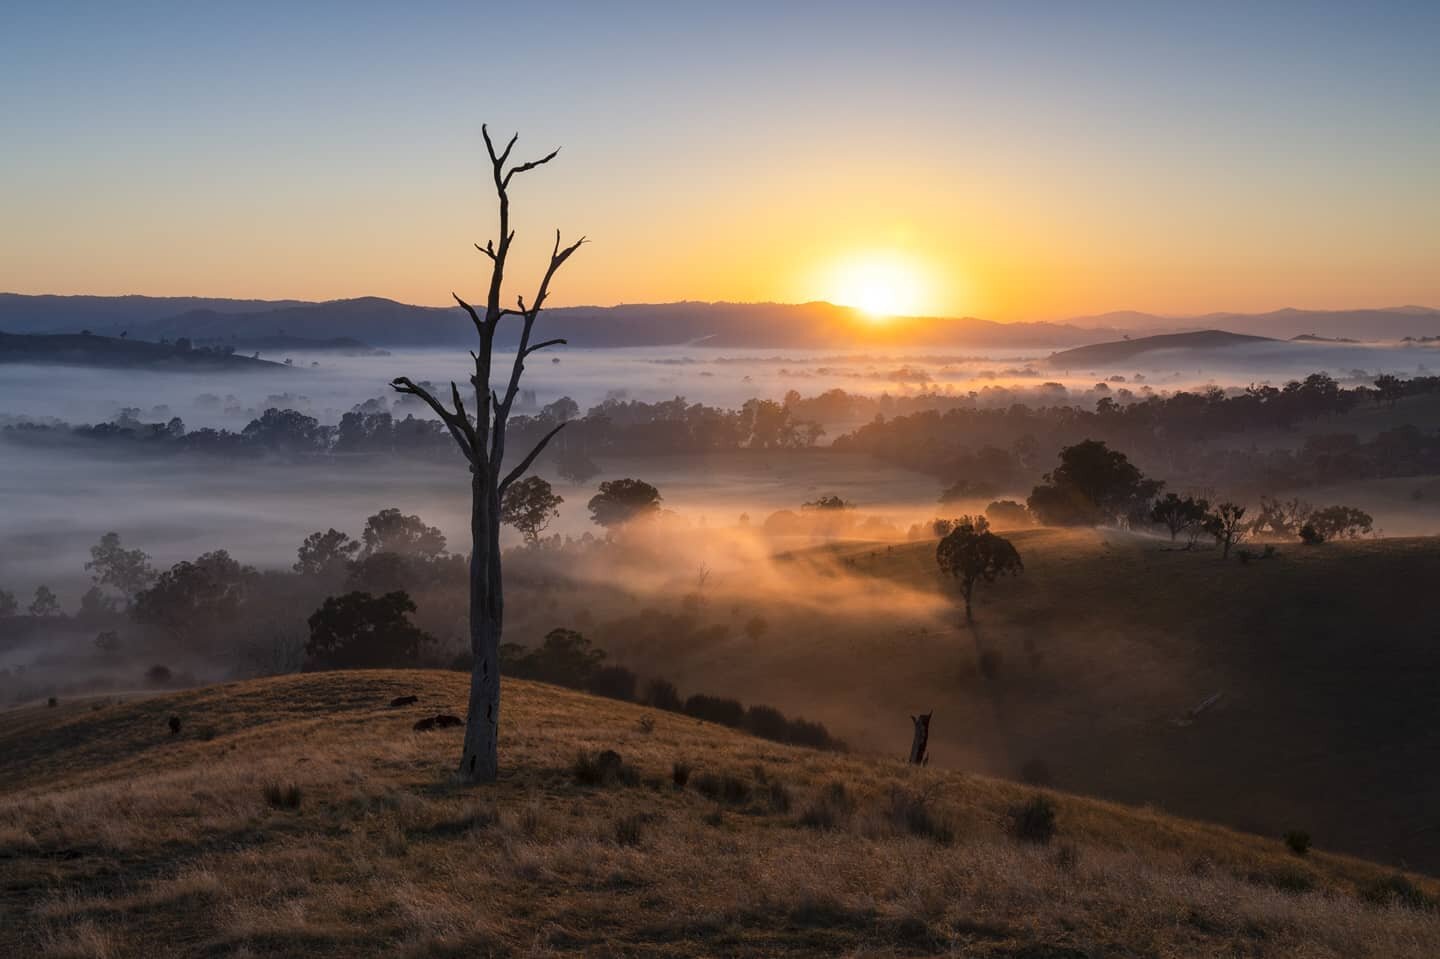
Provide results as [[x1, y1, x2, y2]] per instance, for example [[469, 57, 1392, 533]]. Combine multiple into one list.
[[501, 475, 564, 545], [391, 126, 584, 783], [936, 519, 1023, 623], [1150, 493, 1209, 544], [1204, 502, 1249, 559]]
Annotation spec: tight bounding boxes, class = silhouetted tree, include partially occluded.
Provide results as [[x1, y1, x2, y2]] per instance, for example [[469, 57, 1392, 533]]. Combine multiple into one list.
[[936, 520, 1023, 622], [85, 532, 155, 603], [29, 585, 60, 617], [1305, 505, 1374, 542], [360, 508, 446, 559], [1373, 373, 1404, 409], [985, 499, 1031, 529], [390, 126, 583, 782], [78, 586, 120, 621], [588, 478, 662, 528], [1027, 439, 1162, 526], [802, 494, 852, 511], [294, 528, 361, 576], [501, 628, 604, 687], [501, 476, 564, 545], [0, 588, 16, 617], [1204, 502, 1249, 559], [305, 591, 433, 669], [1149, 493, 1209, 543], [1251, 496, 1313, 538], [133, 550, 255, 637]]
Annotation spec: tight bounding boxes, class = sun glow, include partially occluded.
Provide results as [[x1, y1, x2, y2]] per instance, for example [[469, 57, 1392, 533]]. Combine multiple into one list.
[[825, 252, 932, 319]]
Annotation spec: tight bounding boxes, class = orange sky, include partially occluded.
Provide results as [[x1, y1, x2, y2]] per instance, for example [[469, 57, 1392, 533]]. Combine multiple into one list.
[[3, 5, 1437, 322]]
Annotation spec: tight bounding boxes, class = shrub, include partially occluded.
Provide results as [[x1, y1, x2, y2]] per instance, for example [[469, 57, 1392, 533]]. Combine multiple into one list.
[[572, 749, 639, 788], [1359, 874, 1435, 911], [1299, 523, 1324, 545], [886, 789, 954, 844], [613, 814, 644, 847], [144, 664, 174, 686], [683, 694, 746, 728], [694, 772, 751, 805], [671, 761, 691, 789], [634, 714, 655, 734], [263, 782, 303, 810], [744, 704, 789, 741], [1010, 794, 1057, 845], [587, 664, 638, 701], [786, 718, 842, 751], [643, 678, 683, 712], [765, 780, 793, 814], [799, 780, 855, 831], [1284, 830, 1312, 857]]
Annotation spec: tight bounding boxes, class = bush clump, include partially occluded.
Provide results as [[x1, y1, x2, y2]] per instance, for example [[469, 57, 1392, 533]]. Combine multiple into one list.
[[263, 782, 303, 810], [886, 788, 954, 844], [694, 772, 751, 805], [799, 780, 855, 831], [671, 761, 692, 789], [572, 749, 640, 788], [1010, 794, 1057, 845], [1284, 829, 1312, 857], [683, 694, 746, 728], [1359, 874, 1435, 911]]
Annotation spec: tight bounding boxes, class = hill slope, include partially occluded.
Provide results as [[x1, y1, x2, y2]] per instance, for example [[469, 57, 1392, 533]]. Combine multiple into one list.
[[542, 528, 1440, 874], [1045, 329, 1276, 366], [0, 331, 283, 370], [1, 671, 1436, 957]]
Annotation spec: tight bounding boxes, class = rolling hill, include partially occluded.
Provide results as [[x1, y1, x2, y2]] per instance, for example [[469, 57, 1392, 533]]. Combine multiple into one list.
[[1045, 329, 1276, 366], [515, 527, 1440, 875], [0, 331, 284, 371], [1, 670, 1435, 956], [1067, 306, 1440, 340]]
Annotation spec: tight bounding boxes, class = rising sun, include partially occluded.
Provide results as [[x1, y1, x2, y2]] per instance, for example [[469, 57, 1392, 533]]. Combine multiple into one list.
[[825, 252, 931, 319]]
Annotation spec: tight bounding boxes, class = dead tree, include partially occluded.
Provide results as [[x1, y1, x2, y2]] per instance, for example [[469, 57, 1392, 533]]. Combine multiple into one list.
[[909, 711, 932, 765], [391, 126, 583, 783]]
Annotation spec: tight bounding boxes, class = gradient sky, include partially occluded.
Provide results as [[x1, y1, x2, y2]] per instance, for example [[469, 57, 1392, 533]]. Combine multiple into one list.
[[2, 1, 1437, 321]]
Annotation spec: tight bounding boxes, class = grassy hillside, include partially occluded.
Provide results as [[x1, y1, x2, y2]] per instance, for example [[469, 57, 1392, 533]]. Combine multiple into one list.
[[541, 528, 1440, 874], [2, 670, 1437, 957]]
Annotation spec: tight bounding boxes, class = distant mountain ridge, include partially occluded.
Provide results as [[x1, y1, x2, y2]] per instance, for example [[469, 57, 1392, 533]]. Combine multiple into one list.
[[0, 330, 283, 371], [1, 294, 1114, 349], [1047, 330, 1277, 367], [3, 292, 1436, 348], [1065, 306, 1440, 340]]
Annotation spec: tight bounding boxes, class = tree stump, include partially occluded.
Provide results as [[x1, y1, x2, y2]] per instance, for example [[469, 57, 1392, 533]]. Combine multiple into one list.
[[909, 711, 932, 765]]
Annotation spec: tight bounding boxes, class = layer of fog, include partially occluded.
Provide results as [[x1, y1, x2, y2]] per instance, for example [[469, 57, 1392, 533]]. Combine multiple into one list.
[[3, 339, 1433, 434]]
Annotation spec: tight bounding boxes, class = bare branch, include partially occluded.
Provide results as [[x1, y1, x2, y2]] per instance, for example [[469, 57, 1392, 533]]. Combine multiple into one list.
[[524, 337, 567, 357], [497, 132, 519, 168], [452, 293, 483, 335], [503, 147, 560, 187], [450, 380, 479, 449], [391, 377, 474, 462], [474, 241, 496, 261], [499, 423, 566, 494]]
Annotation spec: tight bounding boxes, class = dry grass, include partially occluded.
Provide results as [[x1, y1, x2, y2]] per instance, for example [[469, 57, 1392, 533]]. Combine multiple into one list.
[[0, 669, 1436, 957]]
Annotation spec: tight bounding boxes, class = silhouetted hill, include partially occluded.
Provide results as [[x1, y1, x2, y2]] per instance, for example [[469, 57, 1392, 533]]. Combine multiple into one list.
[[2, 294, 1115, 349], [1067, 306, 1440, 340], [1046, 329, 1276, 366], [0, 331, 284, 370], [0, 293, 308, 334]]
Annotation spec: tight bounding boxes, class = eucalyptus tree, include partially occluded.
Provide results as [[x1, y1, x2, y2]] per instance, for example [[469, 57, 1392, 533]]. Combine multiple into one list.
[[391, 127, 584, 782]]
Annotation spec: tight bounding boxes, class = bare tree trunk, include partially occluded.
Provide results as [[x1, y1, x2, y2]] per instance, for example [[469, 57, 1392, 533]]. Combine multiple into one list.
[[909, 712, 932, 765], [459, 475, 501, 782], [393, 126, 581, 785]]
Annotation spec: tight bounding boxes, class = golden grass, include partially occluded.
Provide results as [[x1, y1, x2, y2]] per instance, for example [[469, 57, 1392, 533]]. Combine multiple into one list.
[[1, 670, 1437, 957]]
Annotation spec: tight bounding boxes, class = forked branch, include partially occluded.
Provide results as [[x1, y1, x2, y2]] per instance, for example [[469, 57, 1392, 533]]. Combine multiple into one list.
[[499, 423, 567, 495]]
